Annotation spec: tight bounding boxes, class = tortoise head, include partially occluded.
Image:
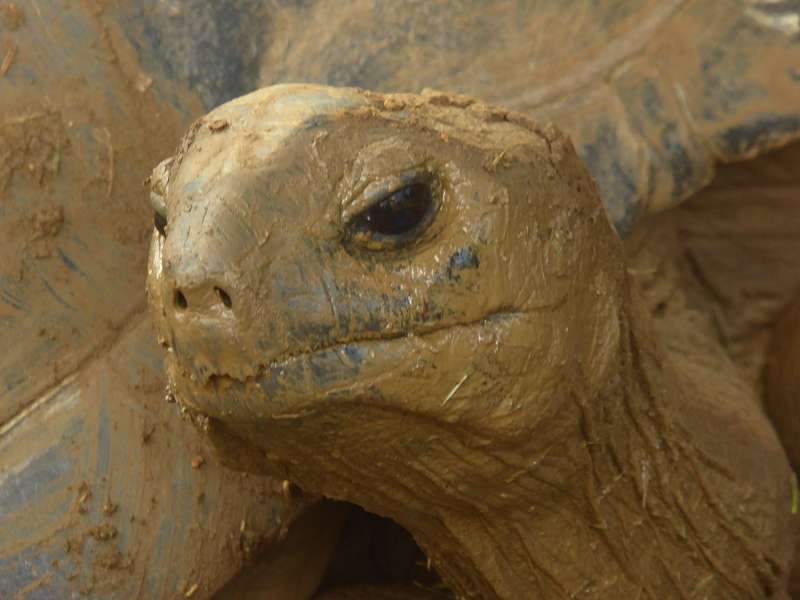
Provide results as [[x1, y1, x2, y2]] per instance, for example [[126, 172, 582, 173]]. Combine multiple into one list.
[[146, 83, 626, 541]]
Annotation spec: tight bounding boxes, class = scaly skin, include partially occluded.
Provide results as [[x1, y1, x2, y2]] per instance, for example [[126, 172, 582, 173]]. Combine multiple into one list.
[[147, 85, 795, 599]]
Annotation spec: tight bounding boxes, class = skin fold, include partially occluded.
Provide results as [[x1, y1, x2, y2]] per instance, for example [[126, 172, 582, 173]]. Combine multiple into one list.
[[146, 85, 795, 599]]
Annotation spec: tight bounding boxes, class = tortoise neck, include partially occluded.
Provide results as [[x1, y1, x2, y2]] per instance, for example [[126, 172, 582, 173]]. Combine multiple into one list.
[[405, 295, 791, 599], [405, 303, 680, 598], [231, 286, 792, 598]]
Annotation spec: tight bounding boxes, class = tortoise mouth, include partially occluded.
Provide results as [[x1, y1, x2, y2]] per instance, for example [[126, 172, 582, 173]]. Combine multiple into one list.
[[172, 309, 525, 415]]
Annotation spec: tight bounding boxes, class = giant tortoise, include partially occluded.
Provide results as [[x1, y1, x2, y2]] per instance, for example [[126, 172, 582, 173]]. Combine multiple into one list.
[[2, 1, 800, 599]]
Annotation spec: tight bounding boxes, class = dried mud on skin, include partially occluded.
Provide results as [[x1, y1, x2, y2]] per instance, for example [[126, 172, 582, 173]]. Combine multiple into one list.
[[0, 3, 318, 599], [3, 1, 800, 598], [148, 85, 799, 599]]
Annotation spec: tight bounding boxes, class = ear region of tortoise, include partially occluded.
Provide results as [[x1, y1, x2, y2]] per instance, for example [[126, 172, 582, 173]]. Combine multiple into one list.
[[146, 83, 621, 435]]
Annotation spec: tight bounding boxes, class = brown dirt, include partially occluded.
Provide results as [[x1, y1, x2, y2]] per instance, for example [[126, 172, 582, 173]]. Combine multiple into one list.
[[1, 2, 24, 31], [4, 1, 798, 596], [0, 1, 193, 424], [0, 4, 321, 599]]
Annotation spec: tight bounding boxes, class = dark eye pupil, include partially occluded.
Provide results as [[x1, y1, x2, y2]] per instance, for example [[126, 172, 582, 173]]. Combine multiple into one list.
[[154, 211, 167, 237], [354, 182, 432, 236]]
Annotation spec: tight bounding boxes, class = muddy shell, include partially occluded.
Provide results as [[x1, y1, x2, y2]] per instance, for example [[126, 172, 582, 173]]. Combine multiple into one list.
[[3, 1, 800, 598]]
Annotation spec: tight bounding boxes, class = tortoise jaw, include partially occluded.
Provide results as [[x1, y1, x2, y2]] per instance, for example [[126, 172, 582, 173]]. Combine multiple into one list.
[[167, 308, 527, 423]]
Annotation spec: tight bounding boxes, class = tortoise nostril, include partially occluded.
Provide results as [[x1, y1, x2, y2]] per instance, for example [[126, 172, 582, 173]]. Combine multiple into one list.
[[215, 287, 232, 308], [174, 289, 188, 310]]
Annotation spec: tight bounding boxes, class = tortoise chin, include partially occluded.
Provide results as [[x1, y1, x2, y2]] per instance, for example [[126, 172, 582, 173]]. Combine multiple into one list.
[[163, 307, 533, 422]]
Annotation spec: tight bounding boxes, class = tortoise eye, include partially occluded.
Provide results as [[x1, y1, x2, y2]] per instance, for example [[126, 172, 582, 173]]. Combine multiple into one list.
[[350, 182, 433, 240]]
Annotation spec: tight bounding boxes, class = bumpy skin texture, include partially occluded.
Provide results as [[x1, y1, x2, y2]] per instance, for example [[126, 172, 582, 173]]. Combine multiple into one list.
[[147, 85, 795, 599]]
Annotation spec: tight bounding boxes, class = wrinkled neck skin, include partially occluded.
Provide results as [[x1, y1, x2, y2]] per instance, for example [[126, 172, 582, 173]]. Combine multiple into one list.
[[209, 282, 792, 600]]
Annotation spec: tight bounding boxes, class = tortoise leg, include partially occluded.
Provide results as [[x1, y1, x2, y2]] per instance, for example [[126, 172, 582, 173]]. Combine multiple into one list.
[[765, 294, 800, 598], [766, 294, 800, 472], [314, 585, 450, 600], [214, 500, 349, 600]]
